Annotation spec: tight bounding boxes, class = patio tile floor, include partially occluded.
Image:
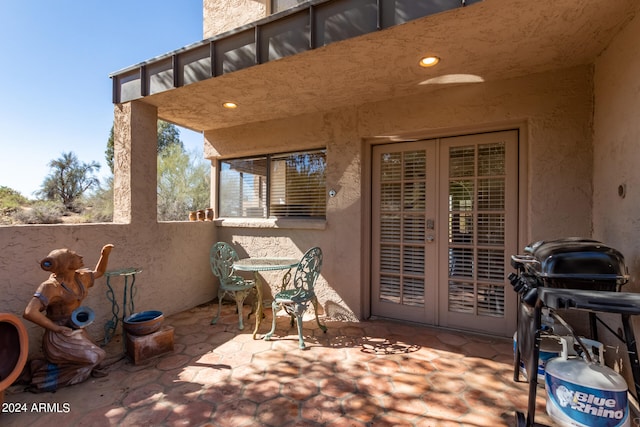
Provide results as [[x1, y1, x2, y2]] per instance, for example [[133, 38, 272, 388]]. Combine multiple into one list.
[[2, 302, 554, 426]]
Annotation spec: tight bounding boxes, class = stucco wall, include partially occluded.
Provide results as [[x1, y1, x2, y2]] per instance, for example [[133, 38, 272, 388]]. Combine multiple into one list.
[[203, 0, 267, 38], [593, 9, 640, 288], [0, 222, 216, 358], [205, 65, 594, 321], [592, 6, 640, 386]]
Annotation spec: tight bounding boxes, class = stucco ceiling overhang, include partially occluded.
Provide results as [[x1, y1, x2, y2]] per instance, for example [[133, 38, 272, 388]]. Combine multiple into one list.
[[116, 0, 638, 133]]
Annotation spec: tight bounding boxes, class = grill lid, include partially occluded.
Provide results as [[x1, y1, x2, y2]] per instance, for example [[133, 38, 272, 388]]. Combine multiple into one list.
[[521, 237, 628, 282]]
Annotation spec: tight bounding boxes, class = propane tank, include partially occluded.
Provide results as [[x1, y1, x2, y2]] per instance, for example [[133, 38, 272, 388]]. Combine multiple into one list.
[[545, 336, 629, 427]]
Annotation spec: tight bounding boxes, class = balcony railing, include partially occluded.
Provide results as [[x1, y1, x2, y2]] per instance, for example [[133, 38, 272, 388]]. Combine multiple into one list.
[[110, 0, 481, 104]]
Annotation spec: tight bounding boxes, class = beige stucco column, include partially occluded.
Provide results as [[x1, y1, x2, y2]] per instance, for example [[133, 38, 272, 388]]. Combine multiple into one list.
[[203, 0, 267, 38], [112, 101, 158, 225]]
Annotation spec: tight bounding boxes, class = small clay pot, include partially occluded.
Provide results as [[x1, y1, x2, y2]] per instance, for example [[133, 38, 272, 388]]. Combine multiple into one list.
[[188, 211, 197, 221], [196, 210, 205, 221], [123, 311, 164, 336], [205, 208, 214, 221]]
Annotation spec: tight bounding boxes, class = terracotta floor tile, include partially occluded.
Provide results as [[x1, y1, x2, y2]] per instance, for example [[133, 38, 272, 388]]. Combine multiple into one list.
[[301, 394, 344, 424], [256, 396, 300, 425], [281, 377, 319, 400], [318, 375, 357, 399], [340, 393, 382, 423], [121, 382, 166, 409]]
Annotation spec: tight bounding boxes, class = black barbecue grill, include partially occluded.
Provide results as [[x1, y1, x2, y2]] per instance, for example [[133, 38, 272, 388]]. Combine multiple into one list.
[[509, 238, 640, 427], [514, 237, 628, 291]]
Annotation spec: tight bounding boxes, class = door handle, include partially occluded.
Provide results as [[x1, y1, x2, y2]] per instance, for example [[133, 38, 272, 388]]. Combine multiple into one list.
[[426, 235, 435, 243]]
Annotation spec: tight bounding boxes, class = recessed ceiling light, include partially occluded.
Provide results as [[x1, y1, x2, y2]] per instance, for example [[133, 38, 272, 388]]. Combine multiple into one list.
[[222, 102, 238, 109], [419, 56, 440, 67]]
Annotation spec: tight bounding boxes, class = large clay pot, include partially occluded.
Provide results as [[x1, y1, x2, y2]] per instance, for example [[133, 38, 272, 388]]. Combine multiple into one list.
[[0, 313, 29, 405]]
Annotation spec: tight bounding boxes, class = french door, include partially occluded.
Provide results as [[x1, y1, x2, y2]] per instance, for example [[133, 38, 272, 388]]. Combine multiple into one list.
[[371, 130, 518, 336]]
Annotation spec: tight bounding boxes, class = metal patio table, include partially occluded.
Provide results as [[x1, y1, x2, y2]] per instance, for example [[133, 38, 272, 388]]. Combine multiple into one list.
[[233, 257, 299, 339]]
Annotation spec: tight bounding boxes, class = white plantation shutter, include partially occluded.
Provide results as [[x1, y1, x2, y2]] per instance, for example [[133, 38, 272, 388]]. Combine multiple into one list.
[[378, 150, 427, 307], [447, 142, 507, 317]]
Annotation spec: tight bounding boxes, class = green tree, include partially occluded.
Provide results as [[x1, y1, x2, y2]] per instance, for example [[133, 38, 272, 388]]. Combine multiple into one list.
[[37, 152, 101, 211], [157, 145, 210, 221], [106, 120, 185, 172]]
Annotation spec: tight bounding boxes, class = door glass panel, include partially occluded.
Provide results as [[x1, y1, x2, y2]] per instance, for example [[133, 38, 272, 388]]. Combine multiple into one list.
[[380, 244, 400, 273], [478, 143, 505, 175], [380, 215, 401, 241], [448, 281, 474, 313], [478, 178, 505, 210], [380, 275, 401, 303], [381, 152, 402, 180], [404, 277, 425, 307], [381, 183, 401, 211], [403, 215, 425, 242], [449, 146, 475, 177], [477, 284, 505, 317], [477, 213, 504, 245]]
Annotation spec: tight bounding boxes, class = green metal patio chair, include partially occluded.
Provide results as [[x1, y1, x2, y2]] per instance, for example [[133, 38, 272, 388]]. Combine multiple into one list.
[[210, 242, 256, 330], [264, 247, 327, 349]]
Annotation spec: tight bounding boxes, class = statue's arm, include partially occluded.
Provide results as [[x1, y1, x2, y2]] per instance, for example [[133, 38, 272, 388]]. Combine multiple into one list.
[[93, 244, 114, 280]]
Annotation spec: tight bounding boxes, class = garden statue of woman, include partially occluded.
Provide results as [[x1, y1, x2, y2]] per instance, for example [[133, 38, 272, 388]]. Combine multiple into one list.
[[23, 244, 114, 392]]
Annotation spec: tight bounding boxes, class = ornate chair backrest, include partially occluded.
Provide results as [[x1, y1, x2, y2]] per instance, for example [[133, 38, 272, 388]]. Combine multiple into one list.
[[292, 247, 323, 294], [210, 242, 239, 287]]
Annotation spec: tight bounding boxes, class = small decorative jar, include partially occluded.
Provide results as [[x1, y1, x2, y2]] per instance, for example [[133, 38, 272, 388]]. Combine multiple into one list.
[[188, 211, 197, 221], [205, 208, 214, 221], [197, 210, 205, 221]]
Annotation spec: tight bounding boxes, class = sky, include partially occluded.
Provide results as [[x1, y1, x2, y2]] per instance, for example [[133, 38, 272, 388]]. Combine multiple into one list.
[[0, 0, 205, 198]]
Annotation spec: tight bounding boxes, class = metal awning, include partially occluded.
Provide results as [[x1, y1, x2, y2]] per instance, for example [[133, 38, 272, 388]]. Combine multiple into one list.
[[110, 0, 480, 105]]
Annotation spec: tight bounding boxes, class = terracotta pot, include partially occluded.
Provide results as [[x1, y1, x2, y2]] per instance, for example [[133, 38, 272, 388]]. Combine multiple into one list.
[[0, 313, 29, 406], [196, 210, 205, 221], [188, 211, 197, 221]]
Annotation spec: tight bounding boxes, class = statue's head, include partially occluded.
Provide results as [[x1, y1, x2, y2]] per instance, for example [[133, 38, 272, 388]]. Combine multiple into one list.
[[40, 249, 84, 274]]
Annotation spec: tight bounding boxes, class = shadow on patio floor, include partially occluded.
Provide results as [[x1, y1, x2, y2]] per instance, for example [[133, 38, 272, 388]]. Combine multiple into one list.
[[2, 302, 552, 426]]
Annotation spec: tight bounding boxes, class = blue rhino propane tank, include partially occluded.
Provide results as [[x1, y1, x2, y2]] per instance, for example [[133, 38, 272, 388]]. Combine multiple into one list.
[[545, 336, 629, 427]]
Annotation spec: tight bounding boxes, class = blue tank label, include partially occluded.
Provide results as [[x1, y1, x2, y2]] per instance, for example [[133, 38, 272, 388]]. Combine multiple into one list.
[[546, 374, 628, 427]]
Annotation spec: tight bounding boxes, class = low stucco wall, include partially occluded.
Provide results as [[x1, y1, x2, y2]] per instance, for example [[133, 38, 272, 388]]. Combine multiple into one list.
[[205, 65, 595, 322], [0, 222, 216, 358]]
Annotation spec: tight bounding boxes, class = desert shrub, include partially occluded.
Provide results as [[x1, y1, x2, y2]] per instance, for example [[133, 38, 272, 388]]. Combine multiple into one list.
[[12, 201, 66, 224], [81, 181, 113, 223]]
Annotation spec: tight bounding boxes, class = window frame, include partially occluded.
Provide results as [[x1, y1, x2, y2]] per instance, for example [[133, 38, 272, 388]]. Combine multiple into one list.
[[217, 148, 327, 220]]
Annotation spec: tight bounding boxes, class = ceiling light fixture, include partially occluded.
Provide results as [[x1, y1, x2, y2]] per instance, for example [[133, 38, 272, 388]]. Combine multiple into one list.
[[419, 56, 440, 67], [222, 102, 238, 109]]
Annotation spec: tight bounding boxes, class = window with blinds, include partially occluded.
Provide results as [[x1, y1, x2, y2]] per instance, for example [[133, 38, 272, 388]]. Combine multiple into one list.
[[378, 150, 427, 307], [218, 149, 326, 218], [447, 142, 506, 317]]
